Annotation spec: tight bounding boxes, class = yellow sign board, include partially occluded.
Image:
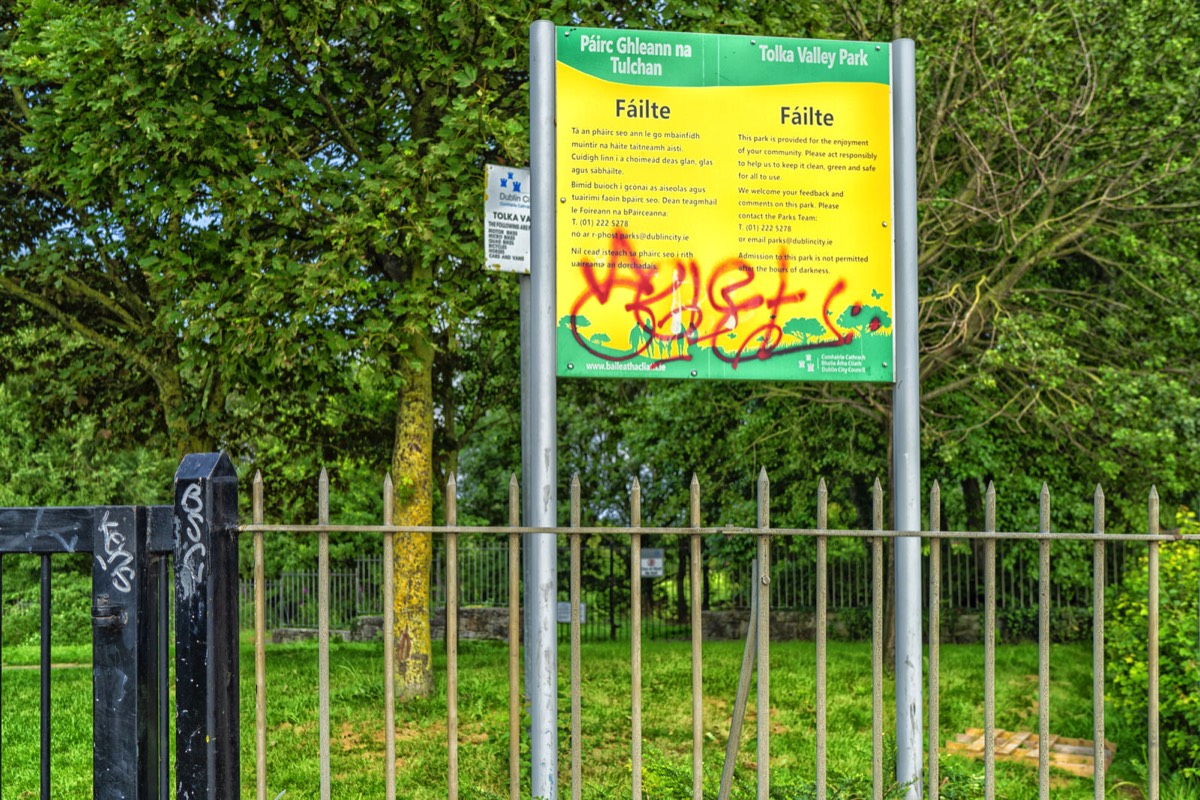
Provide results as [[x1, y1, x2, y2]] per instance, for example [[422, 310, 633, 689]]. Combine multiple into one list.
[[556, 28, 894, 381]]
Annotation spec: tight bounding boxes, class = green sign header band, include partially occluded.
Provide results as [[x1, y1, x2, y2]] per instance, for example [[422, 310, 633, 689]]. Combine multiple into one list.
[[557, 26, 891, 88]]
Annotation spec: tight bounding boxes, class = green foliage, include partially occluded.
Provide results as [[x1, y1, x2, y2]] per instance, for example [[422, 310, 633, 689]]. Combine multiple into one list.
[[0, 555, 93, 648], [1, 0, 1196, 543], [0, 366, 175, 508], [1107, 509, 1200, 777], [995, 605, 1094, 644], [834, 606, 873, 642]]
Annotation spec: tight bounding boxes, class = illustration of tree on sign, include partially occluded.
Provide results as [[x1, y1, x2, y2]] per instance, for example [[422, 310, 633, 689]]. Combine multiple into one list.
[[782, 317, 828, 345], [590, 332, 611, 349], [562, 314, 591, 332], [836, 304, 892, 336]]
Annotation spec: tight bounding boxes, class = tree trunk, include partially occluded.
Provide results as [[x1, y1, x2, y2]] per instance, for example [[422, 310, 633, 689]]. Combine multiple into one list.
[[391, 318, 436, 699], [159, 369, 216, 457]]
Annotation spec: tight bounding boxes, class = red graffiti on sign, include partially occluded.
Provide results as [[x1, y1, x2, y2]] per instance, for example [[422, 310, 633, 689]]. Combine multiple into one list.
[[567, 229, 872, 368]]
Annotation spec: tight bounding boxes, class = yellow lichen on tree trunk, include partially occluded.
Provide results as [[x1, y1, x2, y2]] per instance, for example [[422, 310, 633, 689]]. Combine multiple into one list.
[[391, 329, 436, 699]]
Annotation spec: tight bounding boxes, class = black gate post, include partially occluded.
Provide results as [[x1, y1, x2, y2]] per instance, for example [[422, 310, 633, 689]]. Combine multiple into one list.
[[173, 453, 240, 799], [92, 505, 160, 799]]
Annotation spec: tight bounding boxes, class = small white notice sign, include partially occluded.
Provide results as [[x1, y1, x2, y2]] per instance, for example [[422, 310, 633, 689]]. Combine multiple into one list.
[[485, 164, 531, 274], [640, 548, 665, 578], [556, 601, 586, 624]]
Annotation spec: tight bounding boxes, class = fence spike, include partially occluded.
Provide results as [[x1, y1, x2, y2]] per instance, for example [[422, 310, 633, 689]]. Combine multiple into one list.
[[872, 478, 883, 531], [383, 474, 394, 523], [757, 468, 770, 530], [690, 474, 700, 528], [253, 471, 264, 520], [381, 470, 396, 799], [1039, 483, 1051, 533], [1147, 485, 1160, 793], [316, 465, 330, 796], [631, 476, 642, 528], [252, 468, 267, 799], [928, 478, 942, 800], [1148, 487, 1160, 536], [931, 481, 941, 532], [508, 474, 519, 528], [817, 478, 827, 529], [319, 467, 329, 522], [446, 474, 457, 526], [1092, 481, 1106, 796], [985, 481, 996, 530], [570, 473, 581, 528]]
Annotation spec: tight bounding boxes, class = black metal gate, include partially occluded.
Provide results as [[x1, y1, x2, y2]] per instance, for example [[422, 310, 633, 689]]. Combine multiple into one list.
[[0, 453, 240, 800]]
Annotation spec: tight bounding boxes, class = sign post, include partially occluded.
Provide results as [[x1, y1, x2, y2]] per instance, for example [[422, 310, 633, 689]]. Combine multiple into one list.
[[528, 20, 559, 799], [891, 38, 923, 800]]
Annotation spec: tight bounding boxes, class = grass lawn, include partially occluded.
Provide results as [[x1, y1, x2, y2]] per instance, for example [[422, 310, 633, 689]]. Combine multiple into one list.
[[0, 637, 1150, 798]]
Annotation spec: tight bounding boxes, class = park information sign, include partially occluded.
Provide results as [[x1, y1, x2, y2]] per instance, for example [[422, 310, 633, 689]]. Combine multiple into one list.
[[555, 27, 894, 381]]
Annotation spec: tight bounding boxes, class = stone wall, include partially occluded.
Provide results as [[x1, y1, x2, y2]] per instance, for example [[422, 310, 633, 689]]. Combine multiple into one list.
[[272, 608, 985, 644], [272, 627, 350, 644], [702, 610, 983, 643], [316, 607, 517, 643]]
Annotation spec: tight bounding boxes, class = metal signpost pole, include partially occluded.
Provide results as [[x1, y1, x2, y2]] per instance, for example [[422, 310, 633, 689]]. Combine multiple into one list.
[[519, 276, 534, 706], [891, 38, 924, 800], [528, 19, 560, 799]]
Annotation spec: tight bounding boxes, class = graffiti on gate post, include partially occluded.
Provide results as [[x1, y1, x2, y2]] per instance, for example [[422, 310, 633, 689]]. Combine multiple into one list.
[[96, 509, 137, 594], [173, 452, 240, 799], [178, 483, 207, 600]]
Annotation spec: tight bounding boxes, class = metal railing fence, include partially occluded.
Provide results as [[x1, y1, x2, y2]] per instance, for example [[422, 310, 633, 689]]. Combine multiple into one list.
[[238, 466, 1196, 800], [238, 529, 1131, 642], [238, 542, 514, 631]]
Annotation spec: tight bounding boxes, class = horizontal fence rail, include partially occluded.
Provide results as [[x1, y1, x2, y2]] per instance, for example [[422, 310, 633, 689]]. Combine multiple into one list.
[[236, 465, 1197, 800], [238, 538, 1131, 646]]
